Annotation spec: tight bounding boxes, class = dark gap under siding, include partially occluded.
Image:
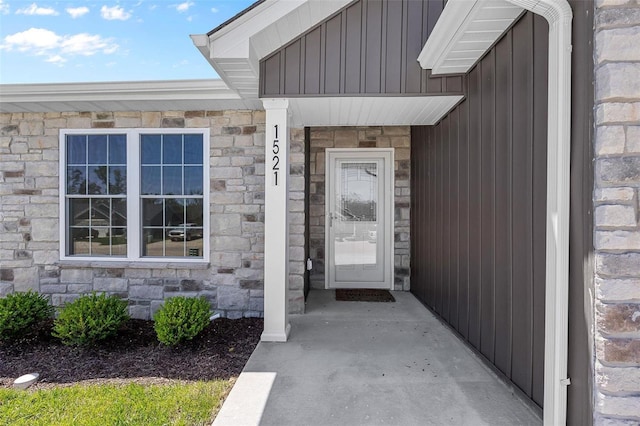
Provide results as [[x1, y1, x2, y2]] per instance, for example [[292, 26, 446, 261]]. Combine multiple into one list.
[[567, 0, 595, 423]]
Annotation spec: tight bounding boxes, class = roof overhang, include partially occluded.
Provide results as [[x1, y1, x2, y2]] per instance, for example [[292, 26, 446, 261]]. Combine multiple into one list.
[[0, 79, 262, 113], [285, 96, 463, 127], [191, 0, 352, 98], [418, 0, 524, 75]]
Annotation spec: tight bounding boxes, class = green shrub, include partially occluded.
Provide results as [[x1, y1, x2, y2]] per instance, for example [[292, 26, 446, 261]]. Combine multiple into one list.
[[53, 293, 129, 346], [0, 291, 54, 341], [154, 296, 211, 346]]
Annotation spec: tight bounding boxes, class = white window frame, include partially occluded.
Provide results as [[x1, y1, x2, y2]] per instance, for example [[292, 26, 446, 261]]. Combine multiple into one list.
[[59, 128, 210, 264]]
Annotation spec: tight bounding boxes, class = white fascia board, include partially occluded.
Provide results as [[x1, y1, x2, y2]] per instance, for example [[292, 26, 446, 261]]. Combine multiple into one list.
[[190, 34, 225, 75], [192, 0, 352, 96], [0, 79, 240, 103], [248, 43, 261, 77], [191, 35, 244, 97], [249, 0, 352, 59], [418, 0, 476, 70], [212, 0, 352, 58], [418, 0, 524, 75], [208, 0, 305, 59]]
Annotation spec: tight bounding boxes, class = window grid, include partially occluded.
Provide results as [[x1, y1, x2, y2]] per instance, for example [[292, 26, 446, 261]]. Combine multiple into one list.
[[66, 134, 127, 257], [60, 129, 209, 262], [140, 134, 204, 258]]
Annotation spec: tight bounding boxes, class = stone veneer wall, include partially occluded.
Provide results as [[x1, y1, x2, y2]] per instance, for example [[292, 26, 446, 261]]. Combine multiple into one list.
[[0, 110, 306, 318], [593, 1, 640, 423], [288, 128, 306, 313], [308, 126, 411, 291]]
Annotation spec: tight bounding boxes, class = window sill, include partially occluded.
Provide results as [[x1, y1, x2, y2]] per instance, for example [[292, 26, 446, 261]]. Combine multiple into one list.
[[57, 259, 210, 270]]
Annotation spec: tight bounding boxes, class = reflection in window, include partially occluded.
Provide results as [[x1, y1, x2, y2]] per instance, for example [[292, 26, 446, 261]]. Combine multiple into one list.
[[140, 133, 204, 258], [334, 162, 379, 266], [67, 134, 127, 196], [141, 199, 204, 257], [65, 134, 127, 256], [141, 134, 204, 196], [63, 130, 207, 261], [340, 163, 377, 222]]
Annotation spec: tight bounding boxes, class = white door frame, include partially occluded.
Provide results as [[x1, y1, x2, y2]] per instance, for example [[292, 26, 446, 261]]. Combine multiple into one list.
[[325, 148, 394, 290]]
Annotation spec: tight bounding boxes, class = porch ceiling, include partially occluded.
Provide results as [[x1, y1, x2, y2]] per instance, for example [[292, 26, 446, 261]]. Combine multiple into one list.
[[286, 96, 463, 127], [418, 0, 524, 75]]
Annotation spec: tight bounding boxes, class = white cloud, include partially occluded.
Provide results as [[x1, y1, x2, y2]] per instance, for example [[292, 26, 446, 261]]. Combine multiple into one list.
[[1, 28, 61, 51], [0, 0, 10, 15], [45, 55, 66, 64], [61, 33, 118, 55], [100, 5, 131, 20], [210, 7, 218, 13], [175, 1, 193, 13], [16, 3, 59, 16], [66, 6, 89, 18], [0, 27, 119, 64]]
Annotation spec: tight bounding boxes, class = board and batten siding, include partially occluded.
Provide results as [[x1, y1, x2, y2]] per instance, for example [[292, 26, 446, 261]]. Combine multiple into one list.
[[259, 0, 464, 97], [410, 12, 548, 407]]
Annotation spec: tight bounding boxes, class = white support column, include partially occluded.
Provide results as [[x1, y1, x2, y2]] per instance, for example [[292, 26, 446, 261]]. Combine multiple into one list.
[[261, 99, 291, 342]]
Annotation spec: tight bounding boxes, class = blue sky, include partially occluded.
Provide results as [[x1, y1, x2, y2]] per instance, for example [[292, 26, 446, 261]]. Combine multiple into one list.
[[0, 0, 255, 84]]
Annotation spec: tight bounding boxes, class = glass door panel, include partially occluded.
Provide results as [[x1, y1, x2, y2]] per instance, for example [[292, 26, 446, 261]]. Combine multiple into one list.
[[328, 153, 389, 288]]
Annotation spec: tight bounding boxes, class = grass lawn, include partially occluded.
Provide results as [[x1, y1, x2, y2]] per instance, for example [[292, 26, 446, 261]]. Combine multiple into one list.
[[0, 380, 233, 426]]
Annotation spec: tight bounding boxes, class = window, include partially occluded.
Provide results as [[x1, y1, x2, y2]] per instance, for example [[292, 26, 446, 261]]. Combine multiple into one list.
[[60, 129, 209, 262]]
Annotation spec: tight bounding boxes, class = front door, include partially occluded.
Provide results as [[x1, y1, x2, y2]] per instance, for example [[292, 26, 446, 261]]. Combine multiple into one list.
[[326, 149, 393, 289]]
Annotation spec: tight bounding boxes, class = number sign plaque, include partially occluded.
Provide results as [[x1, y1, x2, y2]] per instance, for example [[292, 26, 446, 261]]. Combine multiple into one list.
[[272, 124, 280, 186]]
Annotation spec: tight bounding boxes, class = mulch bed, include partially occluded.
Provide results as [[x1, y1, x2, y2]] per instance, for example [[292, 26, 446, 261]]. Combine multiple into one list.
[[0, 317, 262, 390], [335, 289, 395, 302]]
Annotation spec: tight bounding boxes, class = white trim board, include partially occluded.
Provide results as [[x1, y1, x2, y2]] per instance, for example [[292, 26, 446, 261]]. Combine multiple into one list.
[[192, 0, 353, 97], [0, 79, 263, 113], [418, 0, 524, 74]]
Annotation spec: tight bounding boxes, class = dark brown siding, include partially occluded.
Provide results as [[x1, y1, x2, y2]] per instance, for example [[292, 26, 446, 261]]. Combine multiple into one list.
[[410, 12, 548, 406], [259, 0, 464, 97]]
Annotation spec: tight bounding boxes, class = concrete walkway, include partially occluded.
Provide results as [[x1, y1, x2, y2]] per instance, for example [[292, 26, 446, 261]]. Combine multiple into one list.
[[214, 290, 542, 426]]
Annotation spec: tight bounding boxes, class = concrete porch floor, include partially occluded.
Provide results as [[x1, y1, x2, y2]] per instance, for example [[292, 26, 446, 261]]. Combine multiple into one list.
[[214, 290, 542, 425]]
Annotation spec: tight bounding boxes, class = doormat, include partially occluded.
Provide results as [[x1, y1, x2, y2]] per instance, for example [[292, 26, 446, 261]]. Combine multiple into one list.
[[335, 289, 395, 302]]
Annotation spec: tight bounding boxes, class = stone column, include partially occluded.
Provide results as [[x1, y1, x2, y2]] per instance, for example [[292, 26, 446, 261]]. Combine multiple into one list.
[[594, 1, 640, 423], [261, 99, 291, 342]]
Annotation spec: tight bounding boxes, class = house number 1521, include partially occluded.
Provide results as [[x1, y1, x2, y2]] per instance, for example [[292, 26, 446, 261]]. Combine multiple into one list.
[[272, 124, 280, 186]]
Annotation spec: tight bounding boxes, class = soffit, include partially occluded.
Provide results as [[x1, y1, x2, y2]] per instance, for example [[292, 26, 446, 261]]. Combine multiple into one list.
[[418, 0, 524, 75], [193, 0, 352, 98], [287, 96, 463, 127], [0, 79, 263, 113]]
